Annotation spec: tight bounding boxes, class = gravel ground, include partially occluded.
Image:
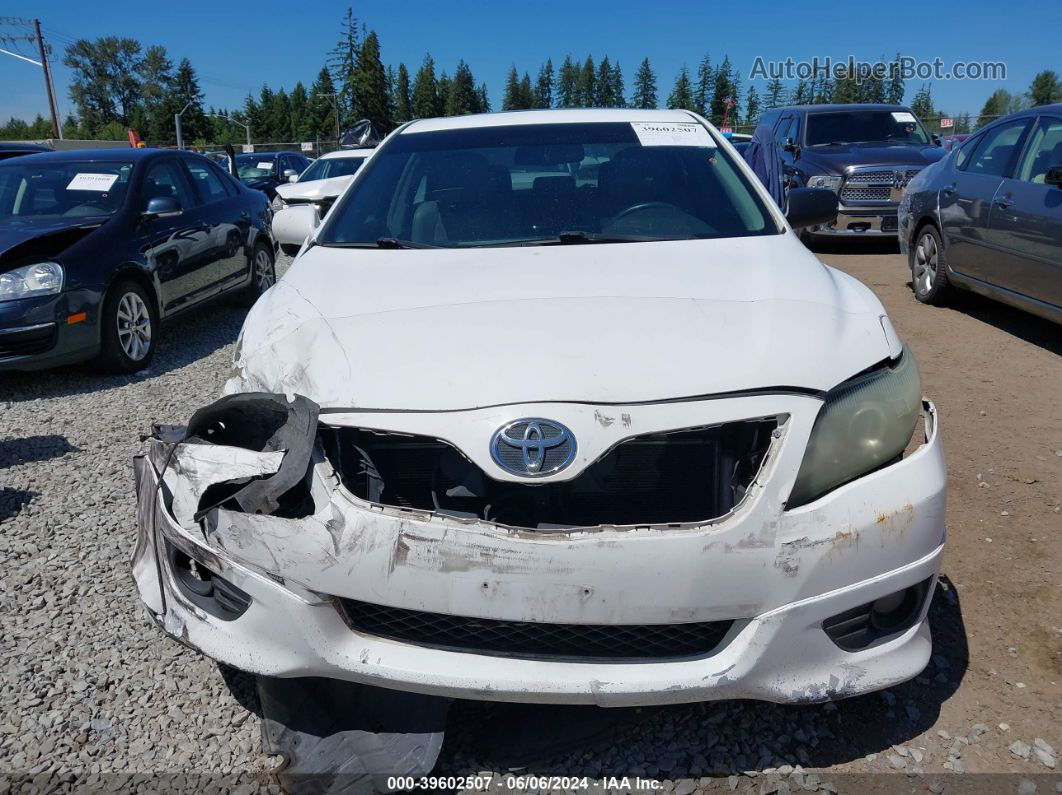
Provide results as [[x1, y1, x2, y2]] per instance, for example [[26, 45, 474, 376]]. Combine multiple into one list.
[[1, 249, 1059, 794]]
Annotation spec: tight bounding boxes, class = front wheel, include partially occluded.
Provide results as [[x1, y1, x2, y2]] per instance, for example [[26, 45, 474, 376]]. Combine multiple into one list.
[[238, 241, 276, 307], [910, 225, 953, 305], [94, 280, 157, 373]]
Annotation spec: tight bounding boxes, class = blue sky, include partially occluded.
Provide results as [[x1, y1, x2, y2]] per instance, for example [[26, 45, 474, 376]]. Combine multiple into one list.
[[3, 0, 1059, 126]]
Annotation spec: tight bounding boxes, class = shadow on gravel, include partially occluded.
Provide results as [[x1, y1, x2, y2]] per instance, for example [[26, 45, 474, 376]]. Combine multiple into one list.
[[0, 303, 246, 404], [803, 236, 901, 257], [432, 575, 968, 782], [905, 285, 1062, 357], [218, 663, 262, 718], [0, 487, 37, 521], [0, 434, 79, 468]]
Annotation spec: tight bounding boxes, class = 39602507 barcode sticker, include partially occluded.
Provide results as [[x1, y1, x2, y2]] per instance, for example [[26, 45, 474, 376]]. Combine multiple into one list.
[[630, 122, 715, 148]]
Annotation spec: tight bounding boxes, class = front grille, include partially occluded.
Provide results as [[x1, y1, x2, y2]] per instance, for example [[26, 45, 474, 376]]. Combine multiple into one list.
[[340, 599, 735, 661], [839, 167, 922, 204], [320, 419, 777, 530], [0, 323, 56, 358]]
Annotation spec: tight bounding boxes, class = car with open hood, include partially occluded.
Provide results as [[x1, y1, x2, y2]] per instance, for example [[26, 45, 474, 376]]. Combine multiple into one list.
[[132, 109, 946, 785], [0, 148, 276, 372], [760, 104, 946, 238]]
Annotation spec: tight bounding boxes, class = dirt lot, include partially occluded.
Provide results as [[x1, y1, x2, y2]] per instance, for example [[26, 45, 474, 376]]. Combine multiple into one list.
[[0, 245, 1059, 793]]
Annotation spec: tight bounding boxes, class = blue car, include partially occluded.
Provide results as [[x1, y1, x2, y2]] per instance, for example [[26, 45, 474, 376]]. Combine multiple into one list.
[[0, 148, 277, 373]]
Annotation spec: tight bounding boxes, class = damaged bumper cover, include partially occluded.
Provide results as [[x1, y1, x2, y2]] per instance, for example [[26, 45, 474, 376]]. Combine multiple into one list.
[[132, 392, 946, 707]]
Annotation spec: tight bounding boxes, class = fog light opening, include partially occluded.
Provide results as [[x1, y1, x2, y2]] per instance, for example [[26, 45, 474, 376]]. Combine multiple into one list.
[[869, 588, 918, 632], [822, 577, 933, 652]]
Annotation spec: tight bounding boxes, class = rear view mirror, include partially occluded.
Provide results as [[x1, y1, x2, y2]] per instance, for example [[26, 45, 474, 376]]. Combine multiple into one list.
[[272, 204, 321, 250], [785, 188, 838, 229], [142, 196, 182, 219], [514, 143, 585, 166], [1045, 164, 1062, 187]]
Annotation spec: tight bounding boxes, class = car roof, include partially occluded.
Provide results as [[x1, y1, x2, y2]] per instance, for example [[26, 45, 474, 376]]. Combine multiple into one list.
[[775, 104, 913, 114], [401, 108, 703, 134], [0, 142, 52, 152], [320, 148, 373, 159], [4, 147, 176, 165]]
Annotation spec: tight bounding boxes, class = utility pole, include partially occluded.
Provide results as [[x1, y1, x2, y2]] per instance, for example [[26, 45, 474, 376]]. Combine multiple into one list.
[[34, 20, 60, 139], [0, 16, 62, 139], [312, 90, 341, 144], [174, 100, 193, 149], [209, 113, 251, 147]]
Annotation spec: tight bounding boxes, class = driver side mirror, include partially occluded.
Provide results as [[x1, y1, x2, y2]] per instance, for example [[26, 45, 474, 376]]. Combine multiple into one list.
[[287, 174, 299, 183], [271, 204, 321, 249], [785, 188, 839, 230], [142, 196, 183, 220], [1045, 165, 1062, 187], [283, 169, 299, 181], [931, 133, 942, 147], [783, 137, 798, 153]]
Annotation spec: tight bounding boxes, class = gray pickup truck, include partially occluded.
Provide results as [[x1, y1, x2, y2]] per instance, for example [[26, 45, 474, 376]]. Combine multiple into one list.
[[759, 103, 946, 238]]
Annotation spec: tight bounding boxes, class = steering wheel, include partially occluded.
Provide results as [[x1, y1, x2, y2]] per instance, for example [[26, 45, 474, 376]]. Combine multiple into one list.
[[63, 201, 112, 216], [611, 201, 681, 222]]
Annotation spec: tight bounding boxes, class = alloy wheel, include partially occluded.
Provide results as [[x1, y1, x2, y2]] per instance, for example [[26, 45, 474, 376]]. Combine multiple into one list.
[[913, 232, 938, 295], [116, 292, 152, 361], [255, 248, 275, 291]]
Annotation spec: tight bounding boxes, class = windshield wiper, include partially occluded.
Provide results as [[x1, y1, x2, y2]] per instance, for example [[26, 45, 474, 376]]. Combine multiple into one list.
[[318, 238, 440, 249], [526, 230, 682, 245]]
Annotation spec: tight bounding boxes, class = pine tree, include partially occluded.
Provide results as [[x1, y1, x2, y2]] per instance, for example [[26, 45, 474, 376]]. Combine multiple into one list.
[[694, 54, 713, 117], [393, 63, 412, 123], [309, 66, 339, 140], [329, 8, 361, 124], [1028, 70, 1062, 106], [556, 56, 579, 108], [168, 58, 208, 143], [610, 61, 625, 108], [812, 78, 833, 104], [502, 65, 521, 111], [437, 71, 452, 116], [138, 45, 173, 142], [411, 54, 439, 119], [791, 80, 810, 105], [596, 57, 616, 107], [765, 78, 785, 109], [667, 65, 694, 110], [534, 59, 554, 109], [832, 67, 861, 104], [447, 60, 478, 116], [289, 83, 310, 141], [745, 85, 761, 126], [886, 54, 905, 105], [352, 31, 390, 129], [910, 84, 934, 121], [631, 58, 657, 109], [476, 83, 491, 113], [709, 56, 737, 124], [270, 89, 292, 141], [576, 56, 596, 107], [519, 73, 534, 109]]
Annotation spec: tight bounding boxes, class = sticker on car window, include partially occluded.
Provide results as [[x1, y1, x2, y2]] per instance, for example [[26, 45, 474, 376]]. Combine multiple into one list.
[[631, 122, 715, 148], [891, 112, 917, 123], [67, 173, 119, 191], [257, 162, 273, 170]]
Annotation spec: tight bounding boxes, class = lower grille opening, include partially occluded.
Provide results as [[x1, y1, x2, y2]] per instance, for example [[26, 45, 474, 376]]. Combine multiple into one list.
[[0, 323, 56, 358], [320, 419, 777, 530], [822, 577, 933, 652], [339, 599, 735, 661]]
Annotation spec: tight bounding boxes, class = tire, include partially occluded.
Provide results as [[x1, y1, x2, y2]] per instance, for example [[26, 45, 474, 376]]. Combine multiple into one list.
[[910, 224, 953, 305], [94, 280, 158, 373], [238, 241, 276, 307]]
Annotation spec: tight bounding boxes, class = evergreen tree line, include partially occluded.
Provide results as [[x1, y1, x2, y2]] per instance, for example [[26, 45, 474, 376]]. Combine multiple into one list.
[[1, 10, 1059, 144]]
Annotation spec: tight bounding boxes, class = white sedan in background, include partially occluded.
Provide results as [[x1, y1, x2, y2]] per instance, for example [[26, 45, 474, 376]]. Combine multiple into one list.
[[271, 148, 373, 254]]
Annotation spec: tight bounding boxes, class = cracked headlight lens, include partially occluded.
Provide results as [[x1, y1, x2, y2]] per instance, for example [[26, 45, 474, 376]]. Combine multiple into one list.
[[788, 347, 922, 508], [0, 262, 64, 302], [271, 194, 286, 211]]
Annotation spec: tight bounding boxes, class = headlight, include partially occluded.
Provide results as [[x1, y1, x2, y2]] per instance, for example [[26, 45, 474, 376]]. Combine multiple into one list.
[[271, 195, 286, 211], [0, 262, 64, 302], [807, 175, 842, 192], [788, 347, 922, 508]]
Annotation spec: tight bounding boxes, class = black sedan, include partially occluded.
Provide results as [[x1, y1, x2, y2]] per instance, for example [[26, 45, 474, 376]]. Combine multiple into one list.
[[899, 104, 1062, 324], [233, 151, 312, 199], [0, 142, 52, 161], [0, 148, 276, 373]]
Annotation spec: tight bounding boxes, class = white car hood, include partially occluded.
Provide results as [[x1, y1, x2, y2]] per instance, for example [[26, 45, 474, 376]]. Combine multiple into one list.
[[275, 174, 355, 202], [228, 234, 893, 410]]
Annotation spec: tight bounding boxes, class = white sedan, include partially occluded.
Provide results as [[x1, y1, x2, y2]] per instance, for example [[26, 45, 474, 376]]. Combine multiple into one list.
[[133, 109, 946, 784], [271, 148, 373, 254]]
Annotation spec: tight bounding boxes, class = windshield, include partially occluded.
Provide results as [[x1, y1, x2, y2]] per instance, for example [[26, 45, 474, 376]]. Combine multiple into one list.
[[0, 160, 133, 219], [235, 155, 275, 180], [299, 156, 365, 182], [805, 111, 930, 147], [319, 122, 777, 248]]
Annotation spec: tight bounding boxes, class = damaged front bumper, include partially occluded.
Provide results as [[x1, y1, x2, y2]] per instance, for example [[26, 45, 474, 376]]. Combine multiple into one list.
[[132, 393, 946, 708]]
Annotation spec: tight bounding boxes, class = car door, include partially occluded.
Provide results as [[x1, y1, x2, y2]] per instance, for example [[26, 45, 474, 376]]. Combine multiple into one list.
[[939, 118, 1031, 281], [183, 157, 251, 291], [138, 158, 219, 314], [983, 114, 1062, 306]]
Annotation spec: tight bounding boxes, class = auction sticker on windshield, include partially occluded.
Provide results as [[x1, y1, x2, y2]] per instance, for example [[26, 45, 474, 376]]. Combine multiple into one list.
[[891, 112, 917, 123], [67, 173, 119, 192], [257, 162, 273, 170], [631, 122, 715, 148]]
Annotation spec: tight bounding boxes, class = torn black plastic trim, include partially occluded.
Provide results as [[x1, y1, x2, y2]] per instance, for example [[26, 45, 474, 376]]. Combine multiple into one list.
[[183, 393, 320, 520]]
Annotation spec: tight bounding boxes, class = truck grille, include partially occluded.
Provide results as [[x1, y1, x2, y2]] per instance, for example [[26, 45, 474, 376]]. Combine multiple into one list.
[[839, 167, 922, 204], [339, 599, 735, 661], [320, 419, 777, 531]]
